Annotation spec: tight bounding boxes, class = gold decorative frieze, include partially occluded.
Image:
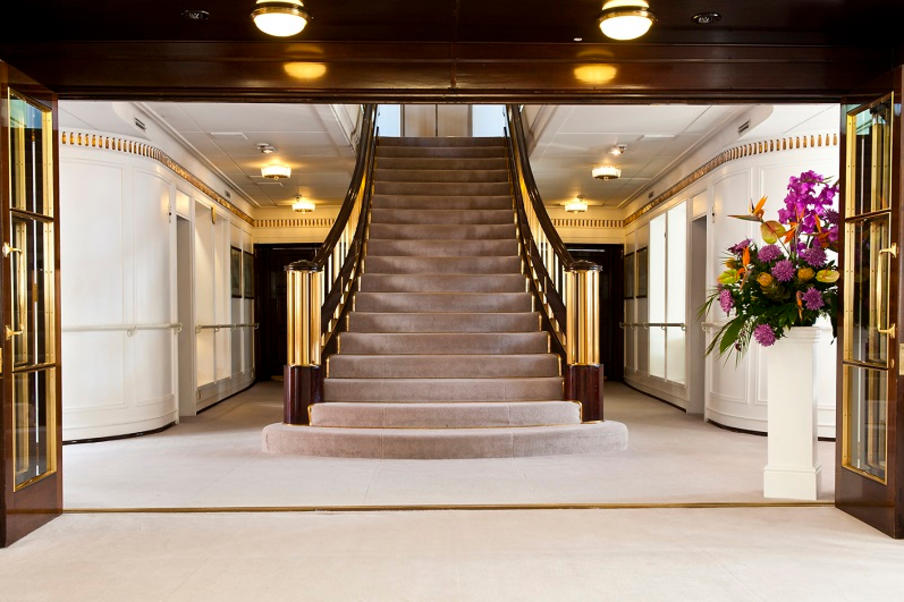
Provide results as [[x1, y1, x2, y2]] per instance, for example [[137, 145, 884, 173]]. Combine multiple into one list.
[[254, 217, 336, 229], [60, 130, 254, 225], [623, 132, 839, 226], [552, 217, 623, 230]]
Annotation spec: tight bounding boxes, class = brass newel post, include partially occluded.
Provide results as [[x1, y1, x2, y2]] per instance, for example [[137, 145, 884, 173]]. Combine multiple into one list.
[[565, 261, 605, 421], [284, 261, 323, 424]]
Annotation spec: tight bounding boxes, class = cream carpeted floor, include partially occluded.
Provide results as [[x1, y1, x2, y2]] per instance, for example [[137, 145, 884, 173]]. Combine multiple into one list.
[[62, 381, 835, 508], [2, 507, 902, 601]]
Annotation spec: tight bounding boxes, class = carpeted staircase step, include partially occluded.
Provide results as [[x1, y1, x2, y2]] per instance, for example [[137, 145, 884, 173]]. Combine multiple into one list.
[[360, 273, 525, 293], [309, 401, 580, 427], [376, 157, 508, 171], [347, 312, 540, 333], [328, 354, 559, 379], [371, 208, 513, 225], [371, 194, 511, 210], [374, 168, 508, 183], [378, 136, 505, 147], [375, 181, 511, 196], [355, 292, 532, 313], [376, 145, 506, 159], [364, 255, 521, 274], [323, 376, 563, 402], [263, 421, 628, 458], [339, 332, 548, 354], [369, 223, 516, 240], [366, 238, 518, 256]]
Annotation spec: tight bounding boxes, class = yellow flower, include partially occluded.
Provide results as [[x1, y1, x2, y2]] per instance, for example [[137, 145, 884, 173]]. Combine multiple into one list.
[[724, 259, 740, 269], [760, 221, 786, 244], [798, 267, 815, 282], [718, 269, 739, 285], [816, 269, 840, 283], [756, 272, 774, 287]]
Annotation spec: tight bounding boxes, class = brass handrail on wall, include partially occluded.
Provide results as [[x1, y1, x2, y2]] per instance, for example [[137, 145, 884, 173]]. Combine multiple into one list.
[[62, 323, 184, 336], [504, 105, 605, 421], [283, 104, 378, 424], [195, 323, 260, 333]]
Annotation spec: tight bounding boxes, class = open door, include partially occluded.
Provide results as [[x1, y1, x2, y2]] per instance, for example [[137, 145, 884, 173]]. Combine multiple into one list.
[[0, 61, 61, 546], [836, 69, 903, 537]]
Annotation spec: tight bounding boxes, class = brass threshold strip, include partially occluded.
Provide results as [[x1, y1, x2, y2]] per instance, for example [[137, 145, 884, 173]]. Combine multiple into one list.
[[64, 501, 833, 514]]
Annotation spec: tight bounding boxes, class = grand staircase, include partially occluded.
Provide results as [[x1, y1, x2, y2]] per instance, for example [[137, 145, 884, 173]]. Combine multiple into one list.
[[263, 136, 627, 458]]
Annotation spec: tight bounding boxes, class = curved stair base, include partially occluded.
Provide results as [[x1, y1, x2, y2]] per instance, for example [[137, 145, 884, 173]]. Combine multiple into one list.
[[262, 421, 628, 459]]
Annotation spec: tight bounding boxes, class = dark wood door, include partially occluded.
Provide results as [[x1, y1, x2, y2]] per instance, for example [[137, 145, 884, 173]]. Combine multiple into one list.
[[836, 69, 904, 537], [566, 244, 624, 381], [254, 243, 318, 381], [0, 62, 62, 546]]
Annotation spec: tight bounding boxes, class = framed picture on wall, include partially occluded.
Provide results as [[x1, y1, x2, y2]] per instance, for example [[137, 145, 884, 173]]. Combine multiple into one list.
[[623, 252, 635, 299], [635, 247, 649, 298], [230, 247, 243, 298], [243, 251, 255, 298]]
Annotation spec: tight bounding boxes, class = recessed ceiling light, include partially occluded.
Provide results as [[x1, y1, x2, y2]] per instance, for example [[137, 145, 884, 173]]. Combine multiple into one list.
[[256, 142, 278, 154], [592, 165, 622, 180], [565, 195, 589, 213], [181, 9, 210, 21], [251, 0, 310, 37], [573, 37, 583, 42], [598, 0, 655, 41], [691, 11, 721, 25], [261, 164, 291, 179], [610, 144, 627, 155]]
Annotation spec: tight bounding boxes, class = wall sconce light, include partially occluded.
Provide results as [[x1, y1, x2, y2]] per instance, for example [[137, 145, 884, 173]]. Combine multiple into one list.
[[292, 195, 315, 213], [592, 165, 622, 180], [251, 0, 310, 37], [598, 0, 655, 41], [261, 164, 291, 179], [565, 195, 589, 213]]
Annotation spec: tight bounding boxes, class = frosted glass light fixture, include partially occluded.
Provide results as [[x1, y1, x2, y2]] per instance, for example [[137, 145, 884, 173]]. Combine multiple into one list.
[[592, 165, 621, 180], [292, 195, 315, 213], [261, 164, 291, 179], [251, 0, 310, 37], [598, 0, 655, 41], [565, 195, 588, 213]]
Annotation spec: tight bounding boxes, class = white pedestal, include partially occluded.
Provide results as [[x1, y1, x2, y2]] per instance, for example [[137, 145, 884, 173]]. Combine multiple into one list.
[[763, 326, 824, 500]]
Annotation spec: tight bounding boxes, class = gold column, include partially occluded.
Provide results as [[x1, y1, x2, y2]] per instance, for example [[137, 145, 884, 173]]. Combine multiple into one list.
[[286, 264, 322, 366], [565, 261, 600, 365]]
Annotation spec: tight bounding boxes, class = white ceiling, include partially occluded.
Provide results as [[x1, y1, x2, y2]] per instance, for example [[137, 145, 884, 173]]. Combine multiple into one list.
[[141, 102, 357, 208]]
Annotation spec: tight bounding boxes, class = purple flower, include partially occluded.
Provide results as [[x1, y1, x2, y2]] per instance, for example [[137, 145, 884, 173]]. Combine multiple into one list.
[[800, 246, 826, 267], [753, 324, 777, 347], [757, 244, 782, 263], [801, 287, 825, 311], [729, 238, 751, 255], [771, 259, 795, 282], [719, 288, 734, 314]]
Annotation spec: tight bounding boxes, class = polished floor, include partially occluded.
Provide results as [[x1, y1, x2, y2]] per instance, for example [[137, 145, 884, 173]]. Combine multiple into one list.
[[64, 381, 835, 508], [2, 507, 902, 601]]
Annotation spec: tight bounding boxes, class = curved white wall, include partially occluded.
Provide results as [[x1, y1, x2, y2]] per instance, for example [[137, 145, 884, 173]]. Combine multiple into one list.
[[624, 141, 838, 436], [60, 131, 254, 440]]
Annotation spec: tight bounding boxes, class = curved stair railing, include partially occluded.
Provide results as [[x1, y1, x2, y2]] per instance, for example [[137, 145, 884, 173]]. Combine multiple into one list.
[[283, 104, 378, 424], [504, 105, 605, 421]]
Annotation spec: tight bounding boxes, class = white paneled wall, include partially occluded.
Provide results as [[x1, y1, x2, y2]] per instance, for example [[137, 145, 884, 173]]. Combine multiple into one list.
[[623, 146, 838, 436], [60, 134, 254, 440]]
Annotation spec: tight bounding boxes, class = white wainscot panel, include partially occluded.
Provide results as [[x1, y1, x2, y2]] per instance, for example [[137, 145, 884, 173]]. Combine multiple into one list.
[[196, 329, 216, 386], [62, 331, 125, 412], [127, 330, 175, 407], [133, 170, 172, 324], [60, 160, 125, 326]]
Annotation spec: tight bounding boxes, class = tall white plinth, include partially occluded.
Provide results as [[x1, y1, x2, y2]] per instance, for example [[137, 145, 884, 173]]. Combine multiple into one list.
[[763, 326, 824, 500]]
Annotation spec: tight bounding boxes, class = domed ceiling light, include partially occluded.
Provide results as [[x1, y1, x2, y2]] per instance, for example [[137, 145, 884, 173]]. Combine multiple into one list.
[[565, 195, 589, 213], [251, 0, 310, 37], [592, 165, 622, 180], [261, 164, 291, 179], [598, 0, 655, 41], [292, 195, 315, 213]]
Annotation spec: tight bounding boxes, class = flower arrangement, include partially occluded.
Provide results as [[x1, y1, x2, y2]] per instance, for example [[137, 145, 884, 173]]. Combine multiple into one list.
[[702, 171, 840, 357]]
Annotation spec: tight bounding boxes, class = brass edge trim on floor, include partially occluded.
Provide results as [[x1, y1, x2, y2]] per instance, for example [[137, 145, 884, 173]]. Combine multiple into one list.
[[64, 501, 834, 514]]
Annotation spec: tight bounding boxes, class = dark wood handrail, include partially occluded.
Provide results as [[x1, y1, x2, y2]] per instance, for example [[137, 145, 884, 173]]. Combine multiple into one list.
[[287, 104, 377, 271], [505, 105, 580, 271]]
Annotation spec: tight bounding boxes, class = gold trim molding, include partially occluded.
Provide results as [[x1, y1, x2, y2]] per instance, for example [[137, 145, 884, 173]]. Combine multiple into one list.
[[623, 132, 839, 226], [552, 217, 623, 230], [60, 130, 254, 225], [254, 217, 336, 229]]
